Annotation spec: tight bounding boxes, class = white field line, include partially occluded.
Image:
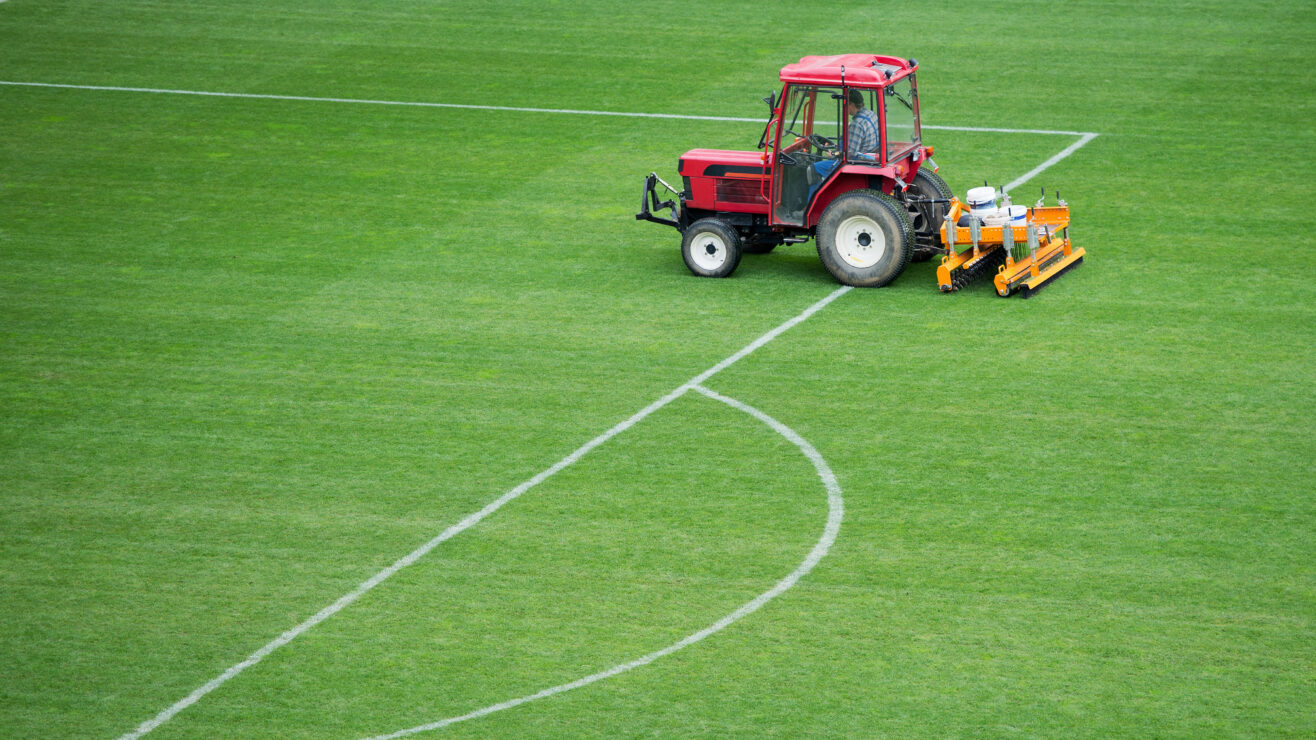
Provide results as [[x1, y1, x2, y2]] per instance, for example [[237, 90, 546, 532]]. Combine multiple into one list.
[[1004, 132, 1099, 192], [0, 80, 1094, 136], [363, 383, 844, 740], [2, 76, 1098, 192], [113, 285, 852, 740]]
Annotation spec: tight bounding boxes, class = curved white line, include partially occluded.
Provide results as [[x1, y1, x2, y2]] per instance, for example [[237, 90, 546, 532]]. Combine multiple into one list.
[[113, 287, 850, 740], [363, 384, 843, 739]]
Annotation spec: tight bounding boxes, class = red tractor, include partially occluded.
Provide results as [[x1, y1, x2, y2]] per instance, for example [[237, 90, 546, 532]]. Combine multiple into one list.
[[636, 53, 1084, 295]]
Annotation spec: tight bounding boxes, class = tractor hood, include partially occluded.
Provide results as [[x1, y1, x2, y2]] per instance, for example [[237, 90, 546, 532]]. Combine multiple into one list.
[[678, 149, 768, 178]]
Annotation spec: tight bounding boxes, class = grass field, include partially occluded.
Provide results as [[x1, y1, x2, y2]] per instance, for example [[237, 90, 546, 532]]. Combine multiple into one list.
[[2, 1, 1314, 737]]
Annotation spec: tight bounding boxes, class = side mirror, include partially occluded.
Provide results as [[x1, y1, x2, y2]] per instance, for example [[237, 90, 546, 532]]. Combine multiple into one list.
[[762, 91, 776, 110]]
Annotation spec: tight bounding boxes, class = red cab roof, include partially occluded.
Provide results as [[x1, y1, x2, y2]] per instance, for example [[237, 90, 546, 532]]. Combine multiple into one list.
[[779, 54, 916, 87]]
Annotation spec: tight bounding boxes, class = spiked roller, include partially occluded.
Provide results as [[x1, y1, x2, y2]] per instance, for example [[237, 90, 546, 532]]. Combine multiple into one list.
[[935, 198, 1008, 292]]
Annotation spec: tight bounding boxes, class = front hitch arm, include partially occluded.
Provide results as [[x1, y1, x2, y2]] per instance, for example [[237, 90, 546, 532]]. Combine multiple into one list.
[[635, 172, 682, 230]]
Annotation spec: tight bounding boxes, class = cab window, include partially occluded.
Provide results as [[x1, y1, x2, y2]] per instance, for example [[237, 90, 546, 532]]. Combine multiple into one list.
[[884, 76, 920, 160]]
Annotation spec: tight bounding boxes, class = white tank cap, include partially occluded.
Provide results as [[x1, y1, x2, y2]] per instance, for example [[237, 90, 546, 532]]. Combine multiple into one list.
[[966, 186, 997, 211]]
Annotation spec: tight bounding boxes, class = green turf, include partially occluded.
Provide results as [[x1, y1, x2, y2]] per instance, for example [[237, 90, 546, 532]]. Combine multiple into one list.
[[1, 0, 1313, 737]]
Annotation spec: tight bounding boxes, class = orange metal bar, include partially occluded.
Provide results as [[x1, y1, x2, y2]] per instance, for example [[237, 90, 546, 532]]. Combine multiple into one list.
[[1023, 247, 1084, 291], [993, 236, 1083, 297]]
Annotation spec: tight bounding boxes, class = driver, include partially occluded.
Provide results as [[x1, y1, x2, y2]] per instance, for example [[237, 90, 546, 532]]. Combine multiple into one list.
[[808, 88, 880, 200]]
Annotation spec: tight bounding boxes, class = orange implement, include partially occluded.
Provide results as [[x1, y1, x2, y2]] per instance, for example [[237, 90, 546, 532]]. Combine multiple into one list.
[[937, 198, 1085, 297]]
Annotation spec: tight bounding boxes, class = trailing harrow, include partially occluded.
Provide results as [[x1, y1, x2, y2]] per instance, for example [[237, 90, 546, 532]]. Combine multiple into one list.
[[935, 188, 1085, 297]]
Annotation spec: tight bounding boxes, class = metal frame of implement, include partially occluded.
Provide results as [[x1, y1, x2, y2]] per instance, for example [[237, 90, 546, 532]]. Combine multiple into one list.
[[936, 194, 1085, 298]]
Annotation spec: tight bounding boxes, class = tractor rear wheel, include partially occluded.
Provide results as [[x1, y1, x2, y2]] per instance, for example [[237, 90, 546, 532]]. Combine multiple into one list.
[[815, 190, 913, 287], [681, 218, 743, 278], [905, 169, 953, 262]]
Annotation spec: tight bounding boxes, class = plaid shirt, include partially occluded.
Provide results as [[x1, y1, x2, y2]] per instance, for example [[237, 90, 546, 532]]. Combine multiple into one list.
[[847, 107, 880, 159]]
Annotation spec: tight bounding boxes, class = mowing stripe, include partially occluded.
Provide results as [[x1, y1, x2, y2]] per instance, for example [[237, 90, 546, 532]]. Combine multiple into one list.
[[0, 80, 1094, 135], [113, 286, 852, 740], [925, 123, 1095, 136], [362, 383, 844, 740]]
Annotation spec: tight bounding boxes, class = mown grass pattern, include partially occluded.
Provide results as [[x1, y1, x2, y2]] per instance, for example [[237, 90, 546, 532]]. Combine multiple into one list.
[[1, 1, 1313, 737]]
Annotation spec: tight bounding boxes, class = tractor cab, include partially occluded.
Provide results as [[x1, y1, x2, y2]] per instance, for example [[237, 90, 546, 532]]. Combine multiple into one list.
[[769, 55, 927, 226]]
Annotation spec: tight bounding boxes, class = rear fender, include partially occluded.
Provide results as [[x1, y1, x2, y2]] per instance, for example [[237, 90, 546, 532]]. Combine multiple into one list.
[[805, 164, 899, 225]]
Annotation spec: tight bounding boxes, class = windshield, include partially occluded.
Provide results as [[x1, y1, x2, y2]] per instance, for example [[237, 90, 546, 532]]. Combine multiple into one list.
[[884, 75, 920, 159], [781, 84, 843, 145]]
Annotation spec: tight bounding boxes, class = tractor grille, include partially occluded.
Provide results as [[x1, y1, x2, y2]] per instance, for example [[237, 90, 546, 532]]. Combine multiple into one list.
[[715, 178, 767, 205]]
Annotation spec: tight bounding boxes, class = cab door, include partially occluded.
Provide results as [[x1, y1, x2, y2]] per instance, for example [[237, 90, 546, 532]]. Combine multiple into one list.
[[769, 84, 844, 226]]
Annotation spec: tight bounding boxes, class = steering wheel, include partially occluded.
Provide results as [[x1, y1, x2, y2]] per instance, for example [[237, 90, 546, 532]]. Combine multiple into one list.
[[808, 133, 838, 152]]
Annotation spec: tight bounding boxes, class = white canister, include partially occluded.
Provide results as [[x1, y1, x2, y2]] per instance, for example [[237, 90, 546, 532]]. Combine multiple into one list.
[[966, 186, 997, 216]]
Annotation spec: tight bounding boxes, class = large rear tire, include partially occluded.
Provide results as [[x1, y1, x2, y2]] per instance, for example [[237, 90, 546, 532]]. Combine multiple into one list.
[[905, 168, 953, 262], [681, 218, 742, 278], [815, 190, 913, 287]]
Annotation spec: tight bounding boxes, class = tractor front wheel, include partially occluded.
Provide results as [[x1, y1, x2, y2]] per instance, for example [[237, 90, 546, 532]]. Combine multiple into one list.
[[815, 190, 913, 287], [681, 218, 743, 278]]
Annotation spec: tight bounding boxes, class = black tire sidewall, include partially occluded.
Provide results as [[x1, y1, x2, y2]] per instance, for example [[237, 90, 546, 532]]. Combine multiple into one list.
[[909, 169, 952, 236], [816, 190, 912, 287], [681, 218, 743, 278]]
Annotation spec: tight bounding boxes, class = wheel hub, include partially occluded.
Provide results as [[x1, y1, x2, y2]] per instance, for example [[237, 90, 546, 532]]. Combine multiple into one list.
[[691, 233, 727, 270], [836, 214, 886, 268]]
